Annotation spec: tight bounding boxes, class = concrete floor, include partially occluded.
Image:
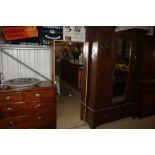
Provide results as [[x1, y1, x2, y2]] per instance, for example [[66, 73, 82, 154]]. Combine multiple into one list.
[[57, 81, 155, 129], [57, 81, 85, 129]]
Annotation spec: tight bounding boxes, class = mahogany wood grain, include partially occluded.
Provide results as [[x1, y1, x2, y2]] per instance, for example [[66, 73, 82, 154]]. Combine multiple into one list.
[[0, 81, 56, 129]]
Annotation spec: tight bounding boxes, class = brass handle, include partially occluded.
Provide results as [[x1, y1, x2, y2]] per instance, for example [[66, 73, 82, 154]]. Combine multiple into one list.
[[5, 96, 11, 101], [8, 121, 14, 126], [134, 56, 137, 59], [6, 107, 16, 112], [37, 116, 43, 120], [34, 104, 43, 109], [35, 93, 41, 98]]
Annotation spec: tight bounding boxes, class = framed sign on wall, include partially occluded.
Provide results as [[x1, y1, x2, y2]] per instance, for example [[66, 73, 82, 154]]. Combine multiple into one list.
[[40, 26, 63, 45], [63, 26, 86, 42]]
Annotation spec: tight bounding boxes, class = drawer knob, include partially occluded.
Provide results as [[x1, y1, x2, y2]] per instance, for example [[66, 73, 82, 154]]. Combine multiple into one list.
[[34, 104, 42, 109], [8, 121, 14, 126], [5, 96, 11, 101], [35, 93, 41, 98], [6, 107, 16, 112], [38, 116, 43, 120]]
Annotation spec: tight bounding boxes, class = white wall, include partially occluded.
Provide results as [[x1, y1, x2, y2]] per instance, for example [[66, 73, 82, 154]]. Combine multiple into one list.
[[0, 44, 52, 81]]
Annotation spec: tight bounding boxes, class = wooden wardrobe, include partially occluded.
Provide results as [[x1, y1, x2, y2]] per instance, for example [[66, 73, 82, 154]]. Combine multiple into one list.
[[81, 27, 154, 128]]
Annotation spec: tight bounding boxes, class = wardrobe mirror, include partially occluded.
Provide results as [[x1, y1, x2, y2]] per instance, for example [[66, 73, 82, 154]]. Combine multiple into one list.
[[113, 38, 132, 101]]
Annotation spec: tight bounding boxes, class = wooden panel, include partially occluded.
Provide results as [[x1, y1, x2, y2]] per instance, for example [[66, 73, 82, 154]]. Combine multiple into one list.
[[94, 31, 116, 109], [139, 37, 155, 80], [80, 102, 94, 127], [87, 42, 98, 108], [138, 80, 155, 117], [125, 39, 144, 102], [81, 42, 89, 102]]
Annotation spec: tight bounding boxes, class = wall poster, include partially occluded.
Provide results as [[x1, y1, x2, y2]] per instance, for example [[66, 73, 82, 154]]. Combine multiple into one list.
[[63, 26, 86, 42], [39, 26, 63, 45]]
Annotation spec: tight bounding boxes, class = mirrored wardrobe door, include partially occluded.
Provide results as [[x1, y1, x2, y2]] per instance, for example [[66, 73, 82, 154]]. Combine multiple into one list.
[[112, 38, 132, 103]]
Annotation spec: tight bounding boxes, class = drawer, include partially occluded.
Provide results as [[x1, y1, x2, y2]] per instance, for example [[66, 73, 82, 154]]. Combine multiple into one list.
[[0, 102, 52, 118], [95, 103, 137, 125], [27, 102, 53, 113], [24, 113, 55, 129], [0, 102, 27, 117], [0, 112, 55, 129], [25, 90, 53, 102], [105, 103, 136, 119], [0, 92, 24, 103]]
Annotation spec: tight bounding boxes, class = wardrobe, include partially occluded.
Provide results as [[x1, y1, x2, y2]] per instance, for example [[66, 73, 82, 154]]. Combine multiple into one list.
[[81, 27, 155, 128]]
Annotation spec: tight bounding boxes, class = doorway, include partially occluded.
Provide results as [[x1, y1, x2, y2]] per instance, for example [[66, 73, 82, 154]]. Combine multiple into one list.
[[53, 40, 86, 128]]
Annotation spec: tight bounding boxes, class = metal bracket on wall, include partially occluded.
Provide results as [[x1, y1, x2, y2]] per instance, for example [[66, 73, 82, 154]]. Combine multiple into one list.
[[0, 48, 51, 81]]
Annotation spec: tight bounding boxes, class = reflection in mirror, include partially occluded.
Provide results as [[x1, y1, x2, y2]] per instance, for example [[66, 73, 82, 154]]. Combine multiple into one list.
[[55, 41, 84, 95], [113, 38, 131, 102]]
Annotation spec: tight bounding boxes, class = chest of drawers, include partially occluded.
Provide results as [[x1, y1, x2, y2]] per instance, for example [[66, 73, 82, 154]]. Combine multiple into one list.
[[0, 82, 56, 129]]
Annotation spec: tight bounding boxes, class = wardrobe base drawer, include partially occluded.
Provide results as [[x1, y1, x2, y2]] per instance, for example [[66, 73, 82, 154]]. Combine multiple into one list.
[[81, 102, 137, 128]]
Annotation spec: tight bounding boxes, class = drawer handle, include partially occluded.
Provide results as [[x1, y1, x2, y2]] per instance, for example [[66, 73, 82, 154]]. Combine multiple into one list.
[[6, 107, 16, 112], [35, 93, 41, 98], [37, 116, 43, 120], [8, 121, 14, 126], [34, 104, 43, 109], [5, 96, 11, 101]]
